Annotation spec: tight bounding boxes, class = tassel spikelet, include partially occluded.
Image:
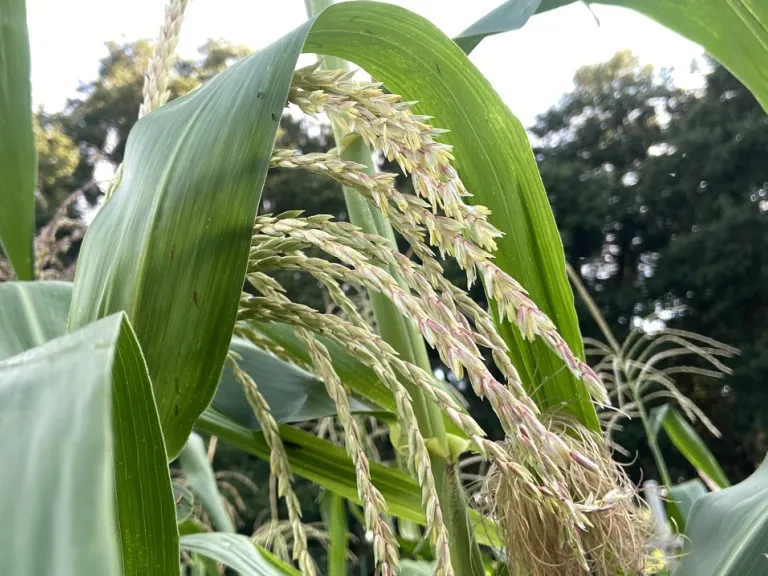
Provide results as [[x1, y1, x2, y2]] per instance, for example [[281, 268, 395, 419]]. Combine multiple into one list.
[[226, 354, 317, 576], [231, 63, 643, 574], [139, 0, 189, 118]]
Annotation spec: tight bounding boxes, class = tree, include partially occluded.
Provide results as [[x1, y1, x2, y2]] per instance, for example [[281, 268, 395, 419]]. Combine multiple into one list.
[[534, 52, 768, 482]]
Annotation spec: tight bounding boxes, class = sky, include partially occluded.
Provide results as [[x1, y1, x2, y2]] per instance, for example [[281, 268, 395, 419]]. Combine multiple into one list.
[[27, 0, 707, 127]]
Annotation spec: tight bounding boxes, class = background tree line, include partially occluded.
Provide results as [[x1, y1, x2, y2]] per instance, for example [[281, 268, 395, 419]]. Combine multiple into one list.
[[32, 40, 767, 530]]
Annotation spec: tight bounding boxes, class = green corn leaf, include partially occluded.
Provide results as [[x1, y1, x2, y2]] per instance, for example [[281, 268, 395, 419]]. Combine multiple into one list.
[[216, 335, 381, 429], [196, 407, 502, 549], [0, 281, 72, 361], [68, 26, 312, 460], [0, 0, 36, 279], [675, 456, 768, 576], [667, 479, 707, 534], [454, 0, 542, 53], [0, 313, 178, 576], [651, 405, 730, 489], [179, 432, 235, 533], [460, 0, 768, 114], [180, 533, 300, 576]]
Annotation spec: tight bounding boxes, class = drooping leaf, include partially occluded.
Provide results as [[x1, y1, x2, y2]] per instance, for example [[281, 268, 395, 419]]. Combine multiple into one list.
[[174, 482, 195, 524], [603, 0, 768, 114], [0, 0, 36, 280], [216, 335, 380, 429], [196, 407, 502, 548], [68, 24, 314, 460], [302, 1, 598, 428], [651, 405, 730, 489], [675, 456, 768, 575], [0, 281, 72, 360], [462, 0, 768, 114], [0, 313, 178, 576], [454, 0, 542, 53], [667, 479, 707, 534], [179, 432, 235, 533], [180, 533, 300, 576]]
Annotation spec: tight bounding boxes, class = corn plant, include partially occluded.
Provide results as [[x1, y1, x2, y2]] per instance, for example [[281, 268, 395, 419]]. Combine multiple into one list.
[[1, 0, 768, 575]]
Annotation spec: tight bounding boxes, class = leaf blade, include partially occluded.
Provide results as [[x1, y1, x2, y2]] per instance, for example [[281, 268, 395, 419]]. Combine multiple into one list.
[[111, 315, 179, 576], [179, 432, 235, 533], [180, 533, 300, 576], [652, 405, 730, 489], [667, 479, 707, 534], [0, 0, 36, 279], [0, 316, 121, 576], [0, 290, 179, 576], [0, 281, 72, 361], [675, 457, 768, 575], [454, 0, 542, 53], [68, 22, 315, 459]]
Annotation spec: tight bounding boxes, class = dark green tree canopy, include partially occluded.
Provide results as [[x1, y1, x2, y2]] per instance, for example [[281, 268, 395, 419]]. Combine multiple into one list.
[[535, 52, 768, 481]]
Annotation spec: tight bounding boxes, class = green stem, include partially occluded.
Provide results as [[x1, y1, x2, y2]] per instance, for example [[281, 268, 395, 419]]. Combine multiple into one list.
[[633, 387, 673, 487], [323, 491, 348, 576], [302, 3, 483, 574]]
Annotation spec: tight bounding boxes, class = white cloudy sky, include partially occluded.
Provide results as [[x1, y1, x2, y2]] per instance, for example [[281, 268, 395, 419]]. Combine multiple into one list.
[[27, 0, 706, 127]]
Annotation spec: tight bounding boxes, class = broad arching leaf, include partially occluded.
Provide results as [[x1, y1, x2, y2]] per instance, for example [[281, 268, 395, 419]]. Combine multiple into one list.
[[458, 0, 768, 114], [454, 0, 542, 53], [0, 313, 178, 576], [675, 456, 768, 575], [68, 28, 313, 459], [0, 0, 35, 280], [302, 1, 598, 429]]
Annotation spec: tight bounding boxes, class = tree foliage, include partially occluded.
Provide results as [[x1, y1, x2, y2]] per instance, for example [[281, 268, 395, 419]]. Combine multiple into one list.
[[535, 51, 768, 482]]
